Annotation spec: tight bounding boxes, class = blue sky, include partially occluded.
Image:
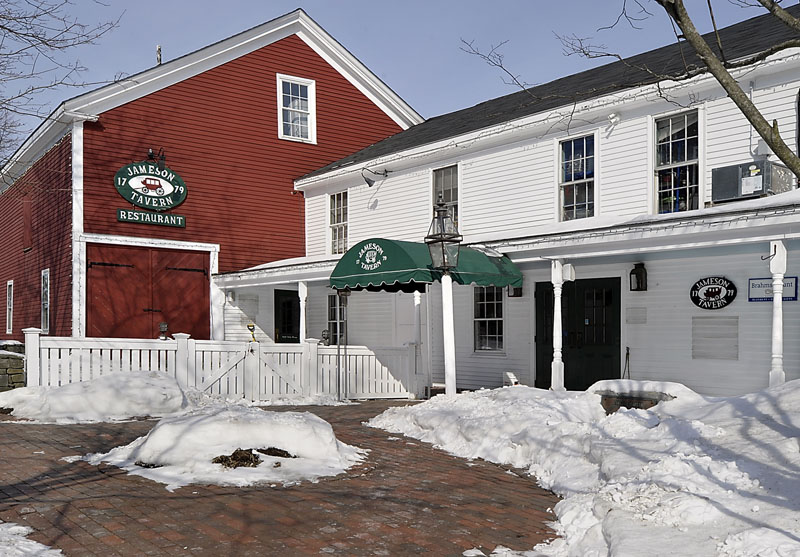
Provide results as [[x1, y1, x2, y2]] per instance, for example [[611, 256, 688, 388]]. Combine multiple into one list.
[[25, 1, 770, 129]]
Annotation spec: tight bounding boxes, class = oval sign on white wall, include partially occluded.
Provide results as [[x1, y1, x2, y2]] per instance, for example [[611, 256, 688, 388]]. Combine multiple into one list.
[[690, 277, 737, 310]]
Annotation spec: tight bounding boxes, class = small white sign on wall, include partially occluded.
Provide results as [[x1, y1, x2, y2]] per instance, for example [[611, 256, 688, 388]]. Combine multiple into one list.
[[748, 276, 798, 302]]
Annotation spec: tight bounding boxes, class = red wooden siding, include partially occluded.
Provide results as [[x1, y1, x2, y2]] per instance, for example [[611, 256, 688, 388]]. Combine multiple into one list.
[[86, 244, 210, 339], [0, 136, 72, 341], [82, 34, 404, 273]]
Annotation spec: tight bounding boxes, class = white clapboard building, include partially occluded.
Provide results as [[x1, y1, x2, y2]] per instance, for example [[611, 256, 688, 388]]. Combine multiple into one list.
[[216, 9, 800, 398]]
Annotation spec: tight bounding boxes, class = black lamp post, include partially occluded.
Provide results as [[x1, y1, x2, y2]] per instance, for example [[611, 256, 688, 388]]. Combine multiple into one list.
[[425, 200, 463, 271]]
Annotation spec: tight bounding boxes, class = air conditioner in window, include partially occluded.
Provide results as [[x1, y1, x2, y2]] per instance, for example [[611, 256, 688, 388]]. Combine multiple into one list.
[[711, 160, 794, 204]]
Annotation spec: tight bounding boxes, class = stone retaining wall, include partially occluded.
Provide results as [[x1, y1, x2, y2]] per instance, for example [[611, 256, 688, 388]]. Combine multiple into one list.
[[0, 341, 25, 392]]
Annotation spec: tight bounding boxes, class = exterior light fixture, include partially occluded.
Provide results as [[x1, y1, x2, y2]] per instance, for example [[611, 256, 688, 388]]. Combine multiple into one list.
[[425, 199, 463, 397], [425, 200, 463, 271], [148, 147, 167, 171], [158, 321, 169, 340], [630, 263, 647, 291], [361, 167, 389, 187]]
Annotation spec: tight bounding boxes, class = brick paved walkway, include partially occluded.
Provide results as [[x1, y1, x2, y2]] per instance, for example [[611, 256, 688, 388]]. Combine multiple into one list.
[[0, 401, 559, 556]]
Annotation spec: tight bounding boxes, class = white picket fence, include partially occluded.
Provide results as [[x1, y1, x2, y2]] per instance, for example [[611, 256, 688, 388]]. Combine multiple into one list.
[[22, 329, 418, 401]]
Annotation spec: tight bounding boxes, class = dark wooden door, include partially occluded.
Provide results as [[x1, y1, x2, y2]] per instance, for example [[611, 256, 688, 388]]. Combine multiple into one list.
[[535, 278, 621, 390], [274, 289, 300, 343], [87, 244, 209, 339], [152, 250, 210, 340], [87, 244, 152, 338]]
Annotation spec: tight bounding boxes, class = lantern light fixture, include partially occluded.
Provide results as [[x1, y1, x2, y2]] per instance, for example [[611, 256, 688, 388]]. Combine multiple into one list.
[[148, 147, 167, 171], [425, 199, 463, 272], [630, 263, 648, 291]]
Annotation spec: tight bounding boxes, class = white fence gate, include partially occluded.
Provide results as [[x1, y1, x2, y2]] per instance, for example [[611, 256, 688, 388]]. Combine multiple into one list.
[[22, 329, 417, 401]]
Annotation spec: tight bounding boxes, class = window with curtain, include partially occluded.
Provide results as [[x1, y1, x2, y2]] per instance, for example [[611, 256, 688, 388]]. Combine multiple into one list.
[[277, 74, 316, 143]]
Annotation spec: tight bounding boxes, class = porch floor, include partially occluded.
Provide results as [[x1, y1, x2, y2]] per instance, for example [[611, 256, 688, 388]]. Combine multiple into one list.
[[0, 400, 559, 555]]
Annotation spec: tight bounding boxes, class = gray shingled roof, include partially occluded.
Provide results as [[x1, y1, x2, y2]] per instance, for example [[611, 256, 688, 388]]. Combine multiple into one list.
[[304, 6, 800, 179]]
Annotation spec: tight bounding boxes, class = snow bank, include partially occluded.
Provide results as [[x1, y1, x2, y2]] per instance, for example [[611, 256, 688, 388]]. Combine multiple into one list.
[[0, 521, 62, 556], [86, 405, 365, 491], [370, 380, 800, 557], [0, 371, 188, 423]]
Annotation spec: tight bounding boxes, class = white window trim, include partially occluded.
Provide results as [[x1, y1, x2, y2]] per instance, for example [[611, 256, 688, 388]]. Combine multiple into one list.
[[430, 162, 462, 232], [276, 73, 317, 144], [650, 106, 705, 214], [5, 280, 12, 334], [327, 191, 348, 256], [553, 130, 600, 222], [41, 269, 50, 334]]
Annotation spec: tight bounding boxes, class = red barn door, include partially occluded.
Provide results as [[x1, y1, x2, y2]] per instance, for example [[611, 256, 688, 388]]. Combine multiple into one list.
[[87, 244, 210, 339]]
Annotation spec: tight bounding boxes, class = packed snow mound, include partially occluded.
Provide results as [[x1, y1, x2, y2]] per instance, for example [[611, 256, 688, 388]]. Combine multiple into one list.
[[85, 405, 366, 491], [0, 521, 62, 556], [0, 371, 188, 423], [371, 380, 800, 557]]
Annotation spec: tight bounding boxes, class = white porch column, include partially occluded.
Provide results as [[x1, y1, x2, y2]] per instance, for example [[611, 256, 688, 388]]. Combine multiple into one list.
[[413, 290, 424, 398], [298, 281, 308, 343], [769, 240, 787, 387], [413, 290, 422, 346], [550, 260, 575, 391], [441, 273, 457, 396]]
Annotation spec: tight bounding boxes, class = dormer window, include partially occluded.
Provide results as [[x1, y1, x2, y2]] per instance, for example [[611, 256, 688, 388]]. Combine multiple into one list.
[[277, 74, 316, 143]]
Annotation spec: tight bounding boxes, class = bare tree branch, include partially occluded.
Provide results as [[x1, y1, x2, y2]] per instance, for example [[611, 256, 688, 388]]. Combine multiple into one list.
[[0, 0, 119, 164]]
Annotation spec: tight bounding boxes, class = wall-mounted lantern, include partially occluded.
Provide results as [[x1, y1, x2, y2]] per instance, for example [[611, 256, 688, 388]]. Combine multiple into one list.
[[630, 263, 648, 292]]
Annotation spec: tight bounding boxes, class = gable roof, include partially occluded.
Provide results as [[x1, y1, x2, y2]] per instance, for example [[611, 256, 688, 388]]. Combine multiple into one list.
[[302, 6, 800, 181], [1, 9, 422, 188]]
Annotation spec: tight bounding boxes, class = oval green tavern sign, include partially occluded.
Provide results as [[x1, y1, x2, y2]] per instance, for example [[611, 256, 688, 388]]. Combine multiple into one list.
[[114, 162, 187, 212]]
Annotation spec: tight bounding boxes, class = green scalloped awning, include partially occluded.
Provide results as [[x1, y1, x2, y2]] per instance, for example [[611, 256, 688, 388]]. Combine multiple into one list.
[[329, 238, 522, 293]]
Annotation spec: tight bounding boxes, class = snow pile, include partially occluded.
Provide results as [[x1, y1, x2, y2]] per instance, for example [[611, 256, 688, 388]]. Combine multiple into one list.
[[369, 380, 800, 557], [0, 371, 351, 424], [85, 405, 365, 491], [0, 371, 188, 423], [0, 521, 62, 556]]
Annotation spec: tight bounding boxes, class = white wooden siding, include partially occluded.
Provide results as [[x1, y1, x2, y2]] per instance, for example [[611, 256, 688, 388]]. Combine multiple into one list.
[[349, 170, 431, 243], [598, 117, 650, 216], [425, 280, 533, 390], [305, 194, 327, 256], [461, 140, 554, 240], [303, 69, 800, 255]]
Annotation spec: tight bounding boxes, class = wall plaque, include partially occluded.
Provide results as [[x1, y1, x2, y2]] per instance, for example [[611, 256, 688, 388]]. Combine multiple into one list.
[[690, 276, 737, 310]]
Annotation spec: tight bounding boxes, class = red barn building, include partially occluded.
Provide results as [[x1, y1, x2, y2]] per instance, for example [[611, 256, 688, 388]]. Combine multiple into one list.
[[0, 10, 421, 341]]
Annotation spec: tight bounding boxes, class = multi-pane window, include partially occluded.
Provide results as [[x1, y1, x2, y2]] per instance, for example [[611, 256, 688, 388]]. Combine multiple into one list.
[[433, 165, 458, 227], [277, 74, 315, 143], [330, 191, 348, 255], [474, 286, 503, 351], [560, 135, 595, 220], [327, 294, 346, 344], [5, 280, 12, 334], [656, 111, 699, 213], [41, 269, 50, 334]]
